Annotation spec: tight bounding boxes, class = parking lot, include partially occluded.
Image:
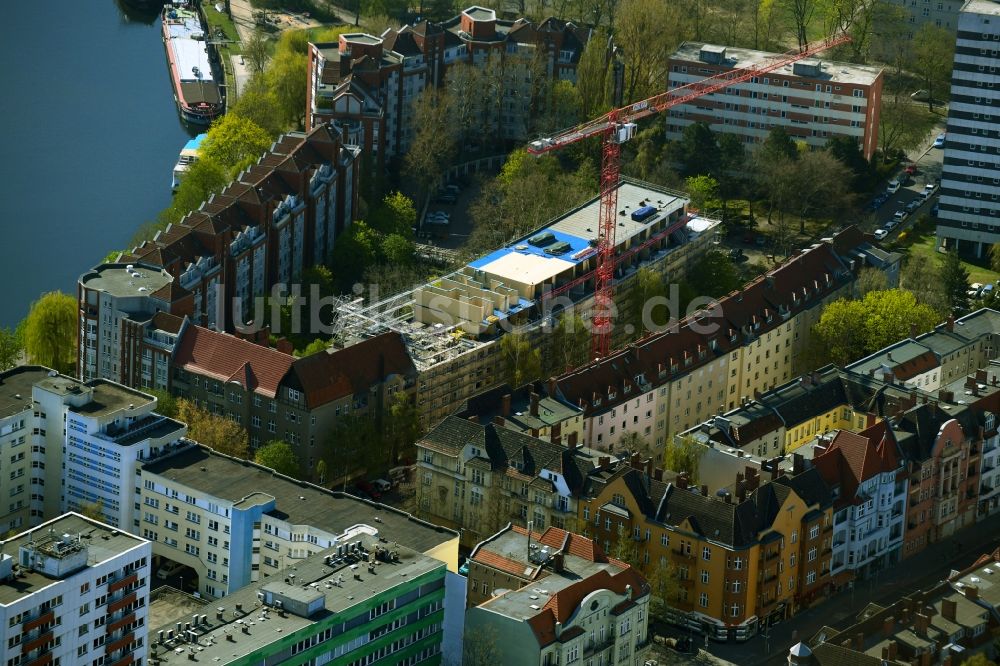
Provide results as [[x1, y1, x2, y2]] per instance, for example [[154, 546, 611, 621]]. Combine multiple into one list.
[[418, 179, 481, 250], [866, 135, 945, 241]]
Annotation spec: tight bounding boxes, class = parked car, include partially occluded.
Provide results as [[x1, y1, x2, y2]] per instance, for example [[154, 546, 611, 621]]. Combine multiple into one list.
[[932, 202, 940, 217], [886, 179, 901, 194], [728, 247, 744, 260], [874, 228, 889, 240], [893, 210, 909, 224], [923, 183, 938, 197], [435, 193, 457, 204], [905, 199, 922, 213], [355, 480, 381, 500], [441, 184, 461, 195], [911, 89, 930, 101], [372, 479, 392, 493], [904, 164, 918, 176], [984, 284, 995, 298], [969, 283, 984, 298], [156, 561, 184, 580], [933, 133, 946, 148]]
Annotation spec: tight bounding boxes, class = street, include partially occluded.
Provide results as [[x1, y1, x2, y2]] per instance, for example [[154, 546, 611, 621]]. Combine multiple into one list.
[[678, 509, 1000, 665]]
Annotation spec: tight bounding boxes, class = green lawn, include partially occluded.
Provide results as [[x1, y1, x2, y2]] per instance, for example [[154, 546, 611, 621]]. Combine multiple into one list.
[[892, 215, 1000, 285]]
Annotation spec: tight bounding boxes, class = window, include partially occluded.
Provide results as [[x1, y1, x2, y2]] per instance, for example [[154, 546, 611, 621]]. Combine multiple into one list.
[[702, 546, 711, 560], [700, 570, 709, 584], [699, 593, 709, 608], [809, 525, 820, 540], [808, 547, 817, 562]]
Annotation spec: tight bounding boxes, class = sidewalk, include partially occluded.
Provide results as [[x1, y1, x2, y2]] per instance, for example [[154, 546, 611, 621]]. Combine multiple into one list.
[[697, 510, 1000, 665]]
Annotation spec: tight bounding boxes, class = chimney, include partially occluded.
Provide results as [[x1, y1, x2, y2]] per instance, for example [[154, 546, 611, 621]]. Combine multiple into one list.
[[552, 552, 564, 573], [941, 598, 956, 622], [275, 338, 294, 355], [792, 452, 805, 475], [854, 633, 864, 650], [598, 456, 611, 470], [467, 415, 479, 424], [631, 453, 643, 470], [502, 393, 512, 416], [910, 322, 917, 338], [653, 468, 663, 481], [888, 641, 898, 661], [701, 484, 709, 496], [645, 458, 653, 479], [677, 473, 689, 490], [493, 416, 505, 427], [567, 431, 578, 450], [976, 368, 988, 383], [551, 422, 562, 440], [548, 376, 557, 396], [882, 615, 895, 637], [964, 585, 979, 601], [947, 315, 955, 332], [530, 392, 539, 417], [914, 612, 929, 637]]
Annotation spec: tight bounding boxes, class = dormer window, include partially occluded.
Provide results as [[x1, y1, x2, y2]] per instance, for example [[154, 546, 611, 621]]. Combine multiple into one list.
[[608, 390, 617, 400]]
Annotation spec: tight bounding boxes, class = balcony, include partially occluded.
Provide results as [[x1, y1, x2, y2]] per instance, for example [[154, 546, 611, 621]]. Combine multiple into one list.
[[673, 548, 695, 561], [108, 612, 135, 634], [105, 632, 135, 655], [23, 654, 52, 666], [583, 636, 615, 657], [107, 592, 136, 615], [21, 631, 53, 655], [764, 550, 780, 562], [106, 652, 135, 666], [22, 611, 54, 633], [108, 573, 138, 594]]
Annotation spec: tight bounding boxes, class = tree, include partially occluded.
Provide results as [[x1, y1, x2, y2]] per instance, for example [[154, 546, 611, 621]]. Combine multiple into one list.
[[992, 243, 1000, 274], [782, 0, 817, 48], [826, 135, 872, 192], [386, 392, 423, 467], [229, 75, 283, 138], [810, 290, 941, 366], [612, 523, 641, 567], [879, 96, 936, 161], [242, 30, 270, 76], [940, 250, 971, 313], [267, 49, 308, 129], [547, 312, 590, 374], [900, 252, 950, 316], [146, 388, 179, 419], [0, 328, 23, 372], [382, 234, 414, 266], [315, 459, 329, 485], [958, 655, 996, 666], [201, 114, 273, 175], [576, 29, 612, 119], [254, 440, 301, 477], [913, 24, 955, 111], [331, 221, 381, 291], [296, 338, 328, 357], [369, 192, 417, 237], [646, 557, 680, 620], [628, 267, 669, 338], [618, 431, 654, 458], [760, 126, 799, 164], [663, 435, 704, 481], [856, 266, 888, 297], [785, 151, 853, 232], [168, 158, 229, 223], [462, 625, 501, 666], [615, 0, 690, 102], [671, 123, 720, 178], [533, 79, 582, 136], [685, 250, 742, 300], [23, 292, 76, 374], [79, 499, 105, 522], [176, 399, 250, 458], [500, 332, 542, 387], [404, 88, 458, 197], [686, 175, 720, 211]]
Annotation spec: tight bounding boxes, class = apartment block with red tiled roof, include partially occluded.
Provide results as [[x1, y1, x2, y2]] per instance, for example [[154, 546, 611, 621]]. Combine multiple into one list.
[[85, 124, 359, 350], [812, 421, 907, 583], [552, 228, 898, 462], [464, 523, 651, 666], [306, 7, 592, 163]]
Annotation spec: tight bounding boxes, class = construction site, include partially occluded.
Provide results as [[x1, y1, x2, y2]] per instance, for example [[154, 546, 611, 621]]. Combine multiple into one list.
[[329, 179, 720, 424]]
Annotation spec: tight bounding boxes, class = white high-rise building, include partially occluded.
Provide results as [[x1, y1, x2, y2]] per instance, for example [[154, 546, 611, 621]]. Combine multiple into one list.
[[0, 366, 186, 535], [937, 0, 1000, 256], [0, 512, 152, 666]]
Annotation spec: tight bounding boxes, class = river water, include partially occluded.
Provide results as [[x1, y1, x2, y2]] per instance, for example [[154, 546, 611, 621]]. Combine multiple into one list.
[[0, 0, 196, 328]]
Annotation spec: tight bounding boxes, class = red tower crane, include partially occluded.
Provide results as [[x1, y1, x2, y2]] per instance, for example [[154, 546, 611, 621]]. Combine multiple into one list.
[[527, 33, 851, 360]]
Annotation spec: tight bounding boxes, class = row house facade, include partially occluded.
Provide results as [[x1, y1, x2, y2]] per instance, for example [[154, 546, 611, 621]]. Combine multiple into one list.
[[415, 415, 614, 548], [78, 124, 360, 384], [577, 463, 835, 642], [812, 422, 908, 582], [307, 6, 591, 161], [666, 43, 884, 160], [464, 524, 651, 666], [553, 228, 899, 461], [152, 323, 417, 464]]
